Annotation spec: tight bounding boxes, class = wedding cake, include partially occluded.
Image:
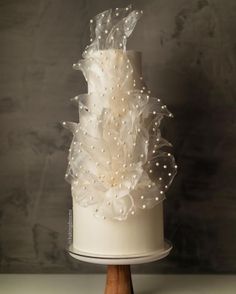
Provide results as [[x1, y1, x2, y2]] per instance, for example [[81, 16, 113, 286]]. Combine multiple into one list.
[[64, 5, 177, 257]]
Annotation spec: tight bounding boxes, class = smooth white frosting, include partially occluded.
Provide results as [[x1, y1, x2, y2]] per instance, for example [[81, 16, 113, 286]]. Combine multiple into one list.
[[73, 198, 164, 256]]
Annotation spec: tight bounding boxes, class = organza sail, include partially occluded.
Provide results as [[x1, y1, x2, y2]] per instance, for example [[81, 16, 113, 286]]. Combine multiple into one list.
[[63, 5, 177, 221]]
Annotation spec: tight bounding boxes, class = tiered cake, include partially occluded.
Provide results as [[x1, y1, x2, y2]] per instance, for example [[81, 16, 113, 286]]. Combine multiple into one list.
[[64, 6, 177, 258]]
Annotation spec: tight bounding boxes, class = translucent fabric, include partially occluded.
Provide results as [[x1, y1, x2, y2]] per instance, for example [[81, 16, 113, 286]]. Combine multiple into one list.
[[63, 5, 177, 221]]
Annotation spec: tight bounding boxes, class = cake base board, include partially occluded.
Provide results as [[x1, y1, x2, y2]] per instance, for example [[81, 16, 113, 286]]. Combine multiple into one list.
[[68, 240, 172, 265]]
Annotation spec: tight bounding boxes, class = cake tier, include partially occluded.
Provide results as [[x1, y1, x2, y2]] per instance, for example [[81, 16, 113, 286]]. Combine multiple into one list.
[[72, 198, 164, 256]]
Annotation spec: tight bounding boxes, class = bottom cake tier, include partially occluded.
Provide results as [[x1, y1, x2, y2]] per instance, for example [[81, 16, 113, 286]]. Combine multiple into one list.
[[72, 199, 165, 257]]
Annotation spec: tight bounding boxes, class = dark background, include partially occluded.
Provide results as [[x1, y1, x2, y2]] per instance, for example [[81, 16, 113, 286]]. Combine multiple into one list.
[[0, 0, 236, 273]]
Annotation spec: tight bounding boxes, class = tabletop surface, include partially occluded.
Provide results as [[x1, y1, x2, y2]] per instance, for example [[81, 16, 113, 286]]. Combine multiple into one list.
[[1, 274, 236, 294]]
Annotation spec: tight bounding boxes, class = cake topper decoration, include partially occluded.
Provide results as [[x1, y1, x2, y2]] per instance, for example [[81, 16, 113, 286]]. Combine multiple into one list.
[[63, 5, 177, 221]]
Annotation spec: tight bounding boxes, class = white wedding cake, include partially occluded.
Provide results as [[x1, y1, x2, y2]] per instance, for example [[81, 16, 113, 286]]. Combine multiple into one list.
[[64, 6, 177, 258]]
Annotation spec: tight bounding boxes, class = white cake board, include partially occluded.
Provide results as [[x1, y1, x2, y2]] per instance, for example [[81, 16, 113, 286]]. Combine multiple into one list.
[[68, 240, 172, 265]]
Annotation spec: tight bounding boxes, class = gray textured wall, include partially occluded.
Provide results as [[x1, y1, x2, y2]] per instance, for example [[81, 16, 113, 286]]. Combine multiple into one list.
[[0, 0, 236, 273]]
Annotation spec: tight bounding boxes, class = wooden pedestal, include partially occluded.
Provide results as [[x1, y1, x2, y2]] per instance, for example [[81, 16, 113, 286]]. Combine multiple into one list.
[[105, 265, 134, 294]]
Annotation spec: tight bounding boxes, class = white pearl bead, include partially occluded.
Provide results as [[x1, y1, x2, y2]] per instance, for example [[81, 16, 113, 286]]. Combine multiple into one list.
[[159, 177, 162, 181], [142, 204, 146, 209], [141, 195, 144, 199], [155, 197, 159, 201], [163, 165, 167, 169], [160, 191, 164, 194]]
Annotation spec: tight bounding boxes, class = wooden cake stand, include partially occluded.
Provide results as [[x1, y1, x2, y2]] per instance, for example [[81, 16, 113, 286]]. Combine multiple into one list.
[[68, 240, 172, 294]]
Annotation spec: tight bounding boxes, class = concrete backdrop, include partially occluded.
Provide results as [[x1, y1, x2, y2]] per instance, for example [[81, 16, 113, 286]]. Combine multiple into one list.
[[0, 0, 236, 273]]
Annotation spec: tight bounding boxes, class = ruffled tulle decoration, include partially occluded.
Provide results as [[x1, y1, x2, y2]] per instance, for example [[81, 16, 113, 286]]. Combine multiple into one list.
[[63, 5, 177, 221]]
